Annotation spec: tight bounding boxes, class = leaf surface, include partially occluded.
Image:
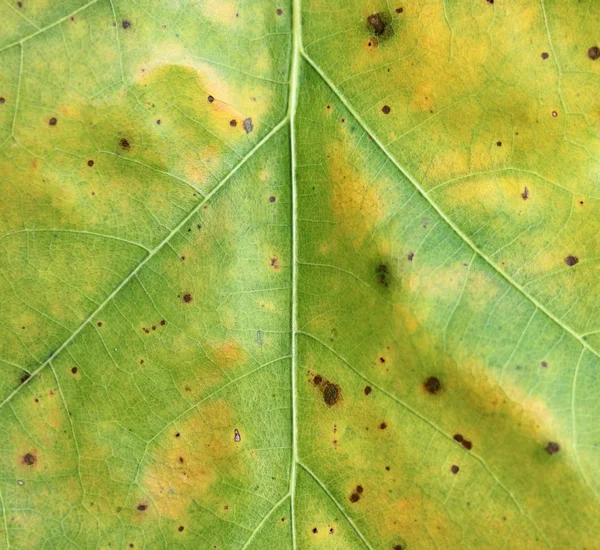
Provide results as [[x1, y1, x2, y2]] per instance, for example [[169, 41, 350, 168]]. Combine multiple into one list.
[[0, 1, 599, 548]]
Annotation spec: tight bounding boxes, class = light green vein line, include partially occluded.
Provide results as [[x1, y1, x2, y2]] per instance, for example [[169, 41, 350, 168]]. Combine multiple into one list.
[[0, 0, 100, 53], [0, 117, 288, 411], [298, 462, 372, 550], [241, 493, 290, 550], [0, 482, 8, 550], [300, 50, 600, 366]]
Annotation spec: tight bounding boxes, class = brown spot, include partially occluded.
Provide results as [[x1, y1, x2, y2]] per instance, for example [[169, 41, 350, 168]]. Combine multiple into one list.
[[269, 196, 276, 202], [49, 117, 57, 126], [323, 383, 340, 406], [486, 0, 494, 3], [97, 321, 102, 327], [122, 20, 131, 29], [395, 7, 403, 13], [313, 375, 323, 385], [183, 294, 193, 303], [208, 95, 215, 103], [496, 141, 502, 147], [541, 52, 549, 60], [453, 433, 463, 443], [521, 187, 529, 200], [230, 119, 237, 127], [541, 361, 548, 368], [364, 386, 372, 395], [312, 527, 318, 534], [451, 465, 459, 474], [160, 320, 166, 326], [551, 110, 558, 117], [367, 13, 387, 35], [276, 8, 283, 15], [178, 526, 184, 532], [178, 457, 184, 464], [137, 504, 147, 511], [461, 439, 473, 450], [356, 485, 364, 493], [87, 160, 94, 167], [564, 255, 578, 267], [16, 1, 22, 7], [394, 546, 403, 550], [0, 98, 5, 104], [243, 118, 253, 134], [71, 367, 78, 374], [379, 422, 387, 430], [23, 453, 36, 466], [588, 46, 600, 60], [270, 256, 280, 270], [119, 138, 130, 150], [407, 252, 414, 261], [349, 492, 360, 503], [376, 263, 390, 286], [379, 357, 385, 363], [423, 376, 441, 395], [546, 441, 560, 455], [382, 105, 391, 114], [175, 432, 180, 438], [156, 119, 161, 125], [20, 373, 30, 384]]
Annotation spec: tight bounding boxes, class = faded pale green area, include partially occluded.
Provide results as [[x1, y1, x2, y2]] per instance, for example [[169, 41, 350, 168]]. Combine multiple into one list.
[[0, 0, 599, 548]]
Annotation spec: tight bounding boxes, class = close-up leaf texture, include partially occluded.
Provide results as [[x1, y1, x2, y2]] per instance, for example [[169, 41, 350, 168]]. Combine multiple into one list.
[[0, 0, 599, 548]]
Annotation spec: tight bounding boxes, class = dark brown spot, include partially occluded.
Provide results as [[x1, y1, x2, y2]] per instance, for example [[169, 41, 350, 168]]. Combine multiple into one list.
[[175, 432, 180, 438], [461, 439, 472, 450], [546, 441, 560, 455], [423, 376, 441, 394], [71, 367, 78, 374], [178, 456, 184, 464], [137, 504, 147, 511], [0, 98, 5, 104], [178, 526, 184, 532], [122, 20, 131, 29], [49, 117, 57, 126], [564, 255, 578, 267], [356, 485, 364, 493], [23, 453, 36, 465], [276, 8, 283, 15], [183, 294, 192, 303], [119, 138, 130, 150], [588, 46, 600, 60], [97, 321, 102, 327], [379, 422, 387, 430], [496, 141, 502, 146], [394, 546, 403, 550], [160, 319, 166, 326], [367, 13, 387, 35], [407, 252, 414, 261], [87, 160, 94, 167], [323, 383, 340, 406], [349, 492, 360, 503], [243, 118, 253, 134], [486, 0, 494, 3], [313, 375, 323, 385], [382, 105, 391, 114], [541, 52, 549, 60], [269, 196, 276, 203], [379, 357, 385, 364], [156, 119, 161, 125], [17, 1, 22, 7], [208, 95, 215, 103], [552, 110, 558, 117], [541, 361, 548, 368], [376, 263, 390, 286], [453, 433, 463, 443], [364, 386, 372, 395], [230, 119, 237, 127], [521, 186, 529, 200], [395, 7, 403, 13], [451, 465, 459, 474], [312, 527, 318, 534], [20, 373, 30, 384], [270, 256, 280, 270]]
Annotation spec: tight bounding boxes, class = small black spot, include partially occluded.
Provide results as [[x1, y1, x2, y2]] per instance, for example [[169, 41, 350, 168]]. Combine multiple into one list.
[[382, 105, 391, 114], [178, 526, 184, 532], [23, 453, 36, 466], [183, 294, 193, 303], [208, 95, 215, 103], [546, 441, 560, 455], [367, 13, 387, 36], [349, 492, 360, 503], [243, 118, 253, 134], [564, 255, 578, 267], [323, 383, 340, 406], [119, 138, 130, 150], [122, 20, 131, 29], [379, 357, 385, 364], [97, 321, 102, 327], [312, 527, 318, 534], [160, 319, 166, 326], [137, 504, 147, 511], [276, 8, 283, 15], [376, 263, 390, 286], [230, 119, 237, 127], [269, 196, 276, 203], [379, 422, 387, 430], [588, 46, 600, 60], [521, 186, 529, 200], [71, 367, 78, 374], [364, 386, 372, 395], [451, 465, 459, 474], [453, 433, 463, 443], [496, 141, 502, 146], [156, 119, 161, 125], [175, 432, 180, 438], [395, 7, 403, 13], [49, 117, 57, 126], [87, 160, 94, 167], [20, 373, 30, 384], [541, 52, 549, 60], [423, 376, 441, 395]]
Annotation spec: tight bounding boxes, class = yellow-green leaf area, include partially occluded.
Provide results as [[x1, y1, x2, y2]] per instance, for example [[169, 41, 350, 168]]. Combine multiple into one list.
[[0, 0, 599, 549]]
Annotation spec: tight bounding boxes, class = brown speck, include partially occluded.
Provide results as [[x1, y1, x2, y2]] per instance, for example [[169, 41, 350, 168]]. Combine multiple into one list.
[[407, 252, 414, 261], [175, 432, 180, 438], [122, 20, 131, 29], [385, 465, 390, 471], [394, 546, 403, 550], [270, 256, 280, 270], [49, 117, 57, 126], [87, 160, 94, 167], [323, 383, 340, 406], [461, 439, 472, 450], [395, 7, 403, 13], [382, 105, 391, 114], [269, 196, 276, 203], [313, 375, 323, 385], [364, 386, 372, 395], [521, 186, 529, 200], [178, 457, 184, 464], [423, 376, 441, 394], [541, 52, 549, 60], [178, 526, 184, 532], [496, 141, 502, 146], [379, 357, 385, 364], [356, 485, 364, 493], [276, 8, 283, 15], [453, 433, 463, 443], [23, 453, 36, 466], [367, 13, 387, 35], [552, 110, 558, 117], [588, 46, 600, 60], [486, 0, 494, 3], [137, 504, 147, 511], [183, 294, 193, 303], [312, 527, 318, 534], [379, 422, 387, 430], [160, 320, 166, 326], [71, 367, 78, 374], [376, 263, 390, 286], [349, 492, 360, 503], [243, 118, 253, 134], [541, 361, 548, 368], [156, 119, 161, 125], [119, 138, 130, 150], [208, 95, 215, 103], [230, 119, 237, 127], [0, 98, 5, 104], [546, 441, 560, 455], [564, 255, 578, 266], [451, 465, 459, 474], [20, 373, 30, 384], [97, 321, 102, 327]]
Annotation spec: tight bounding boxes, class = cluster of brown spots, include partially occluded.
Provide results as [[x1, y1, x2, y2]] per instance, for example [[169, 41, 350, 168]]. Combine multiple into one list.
[[423, 376, 442, 394], [382, 105, 391, 114], [87, 160, 94, 167], [364, 386, 372, 395], [22, 453, 36, 466], [588, 46, 600, 60], [521, 186, 529, 200], [243, 118, 253, 134], [541, 52, 549, 60], [395, 7, 403, 13], [376, 263, 391, 286], [367, 13, 388, 36], [451, 465, 459, 474], [310, 374, 342, 406], [71, 367, 78, 374], [564, 255, 578, 267], [230, 119, 237, 127], [49, 117, 57, 126], [270, 256, 280, 270], [453, 433, 472, 450], [546, 441, 560, 455], [122, 20, 131, 29], [137, 504, 147, 511], [119, 138, 130, 150], [379, 356, 385, 364], [183, 293, 193, 303]]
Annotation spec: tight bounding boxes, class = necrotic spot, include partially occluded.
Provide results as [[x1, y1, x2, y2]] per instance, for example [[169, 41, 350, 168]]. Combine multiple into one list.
[[564, 255, 578, 266], [423, 376, 441, 394], [588, 46, 600, 60], [23, 453, 36, 465], [323, 383, 340, 406], [546, 441, 560, 455]]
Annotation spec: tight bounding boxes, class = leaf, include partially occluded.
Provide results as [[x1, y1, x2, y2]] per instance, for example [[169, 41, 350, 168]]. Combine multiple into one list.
[[0, 0, 599, 548]]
